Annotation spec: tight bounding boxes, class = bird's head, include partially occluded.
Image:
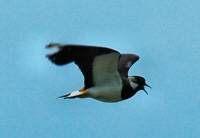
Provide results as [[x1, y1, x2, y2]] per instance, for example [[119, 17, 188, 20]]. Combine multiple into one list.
[[128, 76, 151, 94]]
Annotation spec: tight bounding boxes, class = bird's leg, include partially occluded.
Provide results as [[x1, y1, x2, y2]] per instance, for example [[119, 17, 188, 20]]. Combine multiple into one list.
[[79, 86, 85, 92]]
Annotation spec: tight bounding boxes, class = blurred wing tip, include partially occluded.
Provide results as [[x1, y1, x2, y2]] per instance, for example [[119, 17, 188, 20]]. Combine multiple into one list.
[[137, 55, 140, 60], [45, 54, 51, 58], [45, 43, 65, 49], [133, 54, 140, 61], [132, 54, 139, 59]]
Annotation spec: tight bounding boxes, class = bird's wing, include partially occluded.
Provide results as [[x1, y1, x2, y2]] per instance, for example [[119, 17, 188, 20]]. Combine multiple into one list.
[[46, 43, 122, 89], [118, 54, 139, 80]]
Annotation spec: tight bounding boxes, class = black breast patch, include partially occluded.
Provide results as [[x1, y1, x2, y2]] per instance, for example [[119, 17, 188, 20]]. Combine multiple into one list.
[[121, 84, 137, 100]]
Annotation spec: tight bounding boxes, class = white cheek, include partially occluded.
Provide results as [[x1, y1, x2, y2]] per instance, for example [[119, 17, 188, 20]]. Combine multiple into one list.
[[129, 82, 138, 89]]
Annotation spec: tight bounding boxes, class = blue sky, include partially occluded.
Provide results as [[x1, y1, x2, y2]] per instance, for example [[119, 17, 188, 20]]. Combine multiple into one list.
[[1, 0, 200, 137]]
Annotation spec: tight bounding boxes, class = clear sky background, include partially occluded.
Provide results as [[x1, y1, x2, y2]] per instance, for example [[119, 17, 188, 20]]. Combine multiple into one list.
[[1, 0, 200, 138]]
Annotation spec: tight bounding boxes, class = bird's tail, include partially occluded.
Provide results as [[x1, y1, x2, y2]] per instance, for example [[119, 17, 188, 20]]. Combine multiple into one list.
[[58, 90, 88, 99]]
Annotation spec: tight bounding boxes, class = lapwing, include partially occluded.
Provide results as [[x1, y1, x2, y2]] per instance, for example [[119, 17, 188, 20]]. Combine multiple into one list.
[[46, 44, 151, 102]]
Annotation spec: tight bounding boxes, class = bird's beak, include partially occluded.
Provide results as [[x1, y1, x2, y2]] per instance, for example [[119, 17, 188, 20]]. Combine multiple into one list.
[[145, 83, 152, 89], [143, 83, 152, 95]]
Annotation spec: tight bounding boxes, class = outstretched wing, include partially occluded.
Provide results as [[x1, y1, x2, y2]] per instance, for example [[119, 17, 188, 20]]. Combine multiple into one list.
[[46, 43, 122, 89], [118, 54, 139, 80]]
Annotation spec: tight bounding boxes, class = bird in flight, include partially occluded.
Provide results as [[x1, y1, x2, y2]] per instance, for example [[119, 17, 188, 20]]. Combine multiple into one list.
[[46, 44, 151, 102]]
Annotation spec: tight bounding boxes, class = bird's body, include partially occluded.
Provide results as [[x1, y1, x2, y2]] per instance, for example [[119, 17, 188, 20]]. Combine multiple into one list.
[[46, 44, 150, 102], [84, 86, 123, 102]]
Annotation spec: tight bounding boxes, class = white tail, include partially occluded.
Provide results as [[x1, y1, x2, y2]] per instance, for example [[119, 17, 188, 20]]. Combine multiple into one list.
[[58, 90, 88, 99]]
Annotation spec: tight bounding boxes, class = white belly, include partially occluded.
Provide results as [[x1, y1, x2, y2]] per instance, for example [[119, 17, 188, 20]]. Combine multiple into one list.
[[87, 86, 123, 102]]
